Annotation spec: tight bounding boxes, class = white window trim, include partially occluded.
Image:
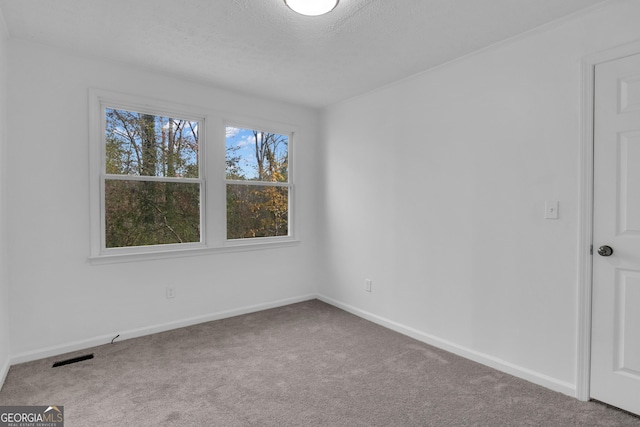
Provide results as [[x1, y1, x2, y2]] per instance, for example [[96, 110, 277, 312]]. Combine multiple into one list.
[[88, 89, 298, 265]]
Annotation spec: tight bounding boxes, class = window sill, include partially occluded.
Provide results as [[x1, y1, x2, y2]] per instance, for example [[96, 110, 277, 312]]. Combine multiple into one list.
[[88, 238, 300, 265]]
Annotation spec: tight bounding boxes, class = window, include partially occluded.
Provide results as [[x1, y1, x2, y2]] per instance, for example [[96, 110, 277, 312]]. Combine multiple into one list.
[[103, 108, 202, 249], [89, 90, 297, 262], [225, 126, 291, 240]]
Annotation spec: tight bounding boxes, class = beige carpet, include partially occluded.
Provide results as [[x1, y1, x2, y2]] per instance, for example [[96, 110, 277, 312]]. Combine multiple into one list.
[[1, 300, 639, 426]]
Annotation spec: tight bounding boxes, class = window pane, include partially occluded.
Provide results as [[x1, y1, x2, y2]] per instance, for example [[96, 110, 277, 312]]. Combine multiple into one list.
[[225, 127, 288, 182], [106, 108, 199, 178], [227, 184, 289, 239], [105, 180, 200, 248]]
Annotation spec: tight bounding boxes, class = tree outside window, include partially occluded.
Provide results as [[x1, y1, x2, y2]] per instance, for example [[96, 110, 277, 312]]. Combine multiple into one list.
[[90, 90, 297, 260], [225, 127, 290, 240], [104, 108, 201, 248]]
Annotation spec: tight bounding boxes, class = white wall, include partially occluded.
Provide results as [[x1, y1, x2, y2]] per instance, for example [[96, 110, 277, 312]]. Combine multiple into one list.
[[6, 40, 322, 360], [0, 9, 10, 382], [320, 0, 640, 397]]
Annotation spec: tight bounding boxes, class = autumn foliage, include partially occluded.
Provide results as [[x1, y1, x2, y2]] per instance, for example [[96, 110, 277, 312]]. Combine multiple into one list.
[[104, 108, 289, 248]]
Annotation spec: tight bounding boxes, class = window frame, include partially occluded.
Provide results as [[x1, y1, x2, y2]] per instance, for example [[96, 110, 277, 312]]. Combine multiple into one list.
[[89, 89, 298, 264], [223, 122, 294, 245]]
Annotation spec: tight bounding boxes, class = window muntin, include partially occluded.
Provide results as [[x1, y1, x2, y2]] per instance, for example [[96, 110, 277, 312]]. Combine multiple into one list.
[[225, 127, 291, 240], [103, 107, 203, 249]]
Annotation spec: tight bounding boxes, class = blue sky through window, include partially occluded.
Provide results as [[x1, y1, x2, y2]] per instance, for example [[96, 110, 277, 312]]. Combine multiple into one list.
[[225, 126, 288, 181]]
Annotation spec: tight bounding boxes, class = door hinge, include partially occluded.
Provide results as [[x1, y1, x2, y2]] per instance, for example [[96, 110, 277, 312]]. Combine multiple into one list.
[[590, 245, 593, 255]]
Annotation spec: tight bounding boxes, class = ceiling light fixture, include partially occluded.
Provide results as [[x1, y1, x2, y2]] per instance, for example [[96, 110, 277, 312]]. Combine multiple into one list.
[[284, 0, 339, 16]]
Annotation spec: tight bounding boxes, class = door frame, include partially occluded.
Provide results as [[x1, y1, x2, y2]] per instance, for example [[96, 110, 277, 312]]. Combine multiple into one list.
[[577, 39, 640, 401]]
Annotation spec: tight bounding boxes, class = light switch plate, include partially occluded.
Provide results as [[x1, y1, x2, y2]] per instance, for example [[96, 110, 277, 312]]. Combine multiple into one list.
[[545, 201, 559, 219]]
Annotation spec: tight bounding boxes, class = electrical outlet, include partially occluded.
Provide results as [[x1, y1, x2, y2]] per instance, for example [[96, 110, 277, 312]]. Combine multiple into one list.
[[365, 279, 372, 292], [166, 287, 175, 299]]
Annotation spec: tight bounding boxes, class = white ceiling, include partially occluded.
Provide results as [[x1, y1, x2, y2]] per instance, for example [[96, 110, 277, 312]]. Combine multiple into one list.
[[0, 0, 606, 108]]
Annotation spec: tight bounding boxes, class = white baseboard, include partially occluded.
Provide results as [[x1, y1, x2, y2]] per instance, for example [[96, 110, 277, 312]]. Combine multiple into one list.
[[317, 294, 577, 398], [0, 355, 9, 391], [10, 294, 316, 365], [6, 293, 577, 399]]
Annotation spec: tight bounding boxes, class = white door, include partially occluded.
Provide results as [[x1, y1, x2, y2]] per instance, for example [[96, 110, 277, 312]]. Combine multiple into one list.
[[591, 52, 640, 415]]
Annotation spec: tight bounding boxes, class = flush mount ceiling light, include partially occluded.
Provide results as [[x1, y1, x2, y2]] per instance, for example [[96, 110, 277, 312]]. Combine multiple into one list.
[[284, 0, 339, 16]]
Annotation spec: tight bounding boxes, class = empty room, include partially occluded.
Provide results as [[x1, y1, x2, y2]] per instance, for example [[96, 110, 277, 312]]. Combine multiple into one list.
[[1, 0, 640, 425]]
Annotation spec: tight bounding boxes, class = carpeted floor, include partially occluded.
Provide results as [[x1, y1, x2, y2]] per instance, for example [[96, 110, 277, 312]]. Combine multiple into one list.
[[1, 299, 639, 426]]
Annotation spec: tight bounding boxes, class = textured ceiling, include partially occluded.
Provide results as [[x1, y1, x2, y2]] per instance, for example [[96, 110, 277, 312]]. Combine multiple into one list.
[[0, 0, 606, 108]]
